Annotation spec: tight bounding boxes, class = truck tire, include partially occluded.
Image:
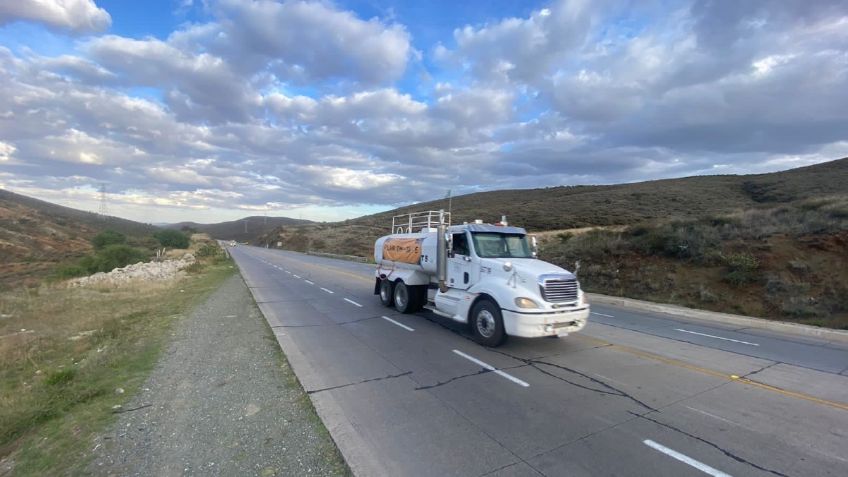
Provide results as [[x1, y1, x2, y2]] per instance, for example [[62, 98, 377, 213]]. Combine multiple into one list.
[[379, 279, 394, 307], [393, 281, 417, 314], [469, 299, 506, 347]]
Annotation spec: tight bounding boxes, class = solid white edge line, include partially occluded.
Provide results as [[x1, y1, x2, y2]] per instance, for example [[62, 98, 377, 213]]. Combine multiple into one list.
[[321, 287, 334, 294], [452, 349, 529, 387], [643, 439, 732, 477], [591, 312, 615, 317], [344, 298, 363, 307], [304, 280, 314, 285], [675, 328, 759, 346], [381, 316, 414, 331], [293, 275, 301, 278]]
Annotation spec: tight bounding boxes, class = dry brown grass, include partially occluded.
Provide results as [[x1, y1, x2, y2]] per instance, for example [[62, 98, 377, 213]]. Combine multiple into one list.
[[0, 244, 234, 475]]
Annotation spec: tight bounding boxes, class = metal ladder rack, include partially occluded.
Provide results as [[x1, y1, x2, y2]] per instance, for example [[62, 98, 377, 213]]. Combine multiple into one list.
[[391, 210, 451, 234]]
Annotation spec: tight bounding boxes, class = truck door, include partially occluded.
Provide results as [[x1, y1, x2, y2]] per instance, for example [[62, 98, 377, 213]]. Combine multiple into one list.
[[447, 232, 477, 290]]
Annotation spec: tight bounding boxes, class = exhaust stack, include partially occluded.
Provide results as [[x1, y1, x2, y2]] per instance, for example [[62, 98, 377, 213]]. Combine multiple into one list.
[[437, 210, 448, 293]]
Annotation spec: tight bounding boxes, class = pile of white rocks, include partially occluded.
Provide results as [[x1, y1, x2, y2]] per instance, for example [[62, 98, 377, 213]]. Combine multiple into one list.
[[69, 253, 196, 287]]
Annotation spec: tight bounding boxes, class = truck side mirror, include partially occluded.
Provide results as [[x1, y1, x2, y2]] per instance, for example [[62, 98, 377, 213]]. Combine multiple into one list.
[[445, 233, 453, 257], [530, 235, 538, 258]]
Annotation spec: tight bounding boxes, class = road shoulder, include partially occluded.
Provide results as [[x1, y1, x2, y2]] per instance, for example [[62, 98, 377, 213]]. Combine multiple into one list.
[[89, 273, 349, 476]]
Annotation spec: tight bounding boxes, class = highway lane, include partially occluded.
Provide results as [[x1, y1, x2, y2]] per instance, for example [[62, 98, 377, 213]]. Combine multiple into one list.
[[230, 245, 848, 477]]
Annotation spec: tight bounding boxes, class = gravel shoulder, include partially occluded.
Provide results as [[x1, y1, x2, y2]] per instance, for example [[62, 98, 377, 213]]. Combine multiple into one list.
[[88, 273, 349, 477]]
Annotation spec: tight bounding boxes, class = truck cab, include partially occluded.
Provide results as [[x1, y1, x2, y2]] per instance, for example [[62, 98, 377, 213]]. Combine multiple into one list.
[[374, 211, 589, 346]]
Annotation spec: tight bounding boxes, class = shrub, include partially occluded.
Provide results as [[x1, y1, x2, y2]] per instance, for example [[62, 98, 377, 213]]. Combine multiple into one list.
[[153, 229, 190, 248], [45, 368, 77, 386], [91, 230, 126, 250], [63, 245, 149, 277], [195, 243, 220, 258], [95, 245, 148, 271], [722, 252, 760, 285], [556, 232, 574, 243], [55, 265, 88, 279]]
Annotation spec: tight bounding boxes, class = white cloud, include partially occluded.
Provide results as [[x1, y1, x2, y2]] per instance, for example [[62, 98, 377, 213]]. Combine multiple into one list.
[[170, 0, 412, 87], [0, 0, 111, 34], [0, 140, 15, 161], [0, 0, 846, 223]]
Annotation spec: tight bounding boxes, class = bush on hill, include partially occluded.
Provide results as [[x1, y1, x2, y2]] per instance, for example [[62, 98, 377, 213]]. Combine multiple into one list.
[[153, 229, 190, 249], [56, 245, 149, 278], [91, 230, 126, 250]]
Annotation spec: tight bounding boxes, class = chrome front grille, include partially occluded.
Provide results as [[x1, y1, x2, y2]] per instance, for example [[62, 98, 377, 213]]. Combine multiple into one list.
[[540, 278, 579, 303]]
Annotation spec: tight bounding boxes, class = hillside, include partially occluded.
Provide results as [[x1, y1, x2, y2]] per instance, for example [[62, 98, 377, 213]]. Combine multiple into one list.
[[256, 158, 848, 328], [166, 216, 311, 242], [0, 189, 156, 288], [258, 157, 848, 255], [347, 157, 848, 231]]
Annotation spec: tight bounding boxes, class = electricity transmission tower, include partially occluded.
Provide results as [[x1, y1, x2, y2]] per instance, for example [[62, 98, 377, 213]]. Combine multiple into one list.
[[98, 183, 109, 219]]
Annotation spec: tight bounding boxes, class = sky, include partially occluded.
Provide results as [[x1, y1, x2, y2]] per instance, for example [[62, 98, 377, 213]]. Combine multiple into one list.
[[0, 0, 846, 224]]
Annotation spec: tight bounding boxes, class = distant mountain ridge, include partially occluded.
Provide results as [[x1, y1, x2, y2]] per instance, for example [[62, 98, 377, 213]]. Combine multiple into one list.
[[166, 216, 312, 242]]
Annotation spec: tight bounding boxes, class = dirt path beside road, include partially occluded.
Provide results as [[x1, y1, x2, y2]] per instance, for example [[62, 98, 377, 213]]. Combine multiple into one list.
[[89, 274, 349, 477]]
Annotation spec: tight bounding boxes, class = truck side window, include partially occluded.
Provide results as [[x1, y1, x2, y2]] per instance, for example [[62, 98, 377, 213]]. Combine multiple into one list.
[[452, 233, 470, 256]]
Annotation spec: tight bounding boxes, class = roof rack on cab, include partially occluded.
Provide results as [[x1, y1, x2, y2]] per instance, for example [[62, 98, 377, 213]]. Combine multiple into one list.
[[391, 210, 451, 234]]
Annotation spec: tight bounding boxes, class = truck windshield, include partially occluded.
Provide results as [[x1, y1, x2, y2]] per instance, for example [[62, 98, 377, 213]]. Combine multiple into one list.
[[471, 233, 534, 258]]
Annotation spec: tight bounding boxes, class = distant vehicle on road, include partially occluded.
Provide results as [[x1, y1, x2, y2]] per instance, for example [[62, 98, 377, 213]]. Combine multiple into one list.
[[229, 240, 237, 247], [374, 210, 589, 346]]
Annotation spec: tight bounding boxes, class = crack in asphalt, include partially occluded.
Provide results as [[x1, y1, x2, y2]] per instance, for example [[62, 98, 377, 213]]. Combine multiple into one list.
[[743, 361, 780, 378], [630, 411, 791, 477], [488, 348, 658, 412], [415, 310, 658, 411], [413, 364, 530, 391], [415, 368, 493, 391], [306, 371, 413, 395], [479, 460, 544, 477], [269, 315, 381, 329]]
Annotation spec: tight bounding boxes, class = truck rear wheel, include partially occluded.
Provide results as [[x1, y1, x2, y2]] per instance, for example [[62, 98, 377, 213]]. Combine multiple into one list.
[[379, 279, 394, 307], [470, 299, 506, 347], [393, 281, 417, 314]]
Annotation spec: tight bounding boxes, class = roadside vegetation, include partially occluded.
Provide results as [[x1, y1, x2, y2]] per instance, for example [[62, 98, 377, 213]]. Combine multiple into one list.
[[541, 196, 848, 328], [54, 229, 192, 279], [0, 238, 234, 475]]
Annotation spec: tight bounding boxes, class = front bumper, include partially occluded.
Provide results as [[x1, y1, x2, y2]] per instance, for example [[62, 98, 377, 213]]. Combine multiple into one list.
[[502, 305, 589, 338]]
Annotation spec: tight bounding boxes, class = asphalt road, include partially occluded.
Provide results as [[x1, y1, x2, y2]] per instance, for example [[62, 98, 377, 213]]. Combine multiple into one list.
[[230, 245, 848, 477]]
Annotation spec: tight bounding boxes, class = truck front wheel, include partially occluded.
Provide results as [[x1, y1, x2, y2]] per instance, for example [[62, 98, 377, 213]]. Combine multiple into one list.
[[469, 299, 506, 347], [379, 280, 394, 307], [393, 281, 417, 314]]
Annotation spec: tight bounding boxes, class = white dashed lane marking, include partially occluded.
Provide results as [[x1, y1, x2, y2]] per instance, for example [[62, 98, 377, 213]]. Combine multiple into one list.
[[382, 316, 414, 332], [452, 350, 529, 387], [643, 439, 732, 477]]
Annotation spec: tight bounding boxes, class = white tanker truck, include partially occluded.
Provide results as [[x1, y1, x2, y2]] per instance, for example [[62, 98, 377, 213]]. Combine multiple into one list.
[[374, 210, 589, 346]]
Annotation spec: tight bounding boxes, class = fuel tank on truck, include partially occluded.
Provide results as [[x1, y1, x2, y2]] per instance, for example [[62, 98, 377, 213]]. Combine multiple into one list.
[[374, 232, 439, 274]]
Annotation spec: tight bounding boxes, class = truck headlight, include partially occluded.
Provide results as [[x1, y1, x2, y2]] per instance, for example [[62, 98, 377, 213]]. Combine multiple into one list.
[[514, 297, 540, 309]]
